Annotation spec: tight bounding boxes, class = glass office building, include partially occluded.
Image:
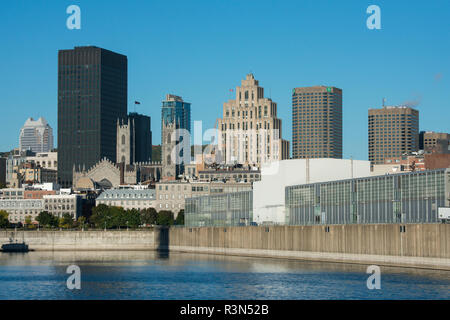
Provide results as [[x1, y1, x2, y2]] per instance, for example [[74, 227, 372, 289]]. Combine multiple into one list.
[[161, 94, 191, 133], [286, 168, 450, 225], [185, 191, 253, 227]]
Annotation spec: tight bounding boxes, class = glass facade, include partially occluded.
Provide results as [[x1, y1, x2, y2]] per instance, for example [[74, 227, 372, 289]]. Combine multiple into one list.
[[185, 191, 253, 227], [161, 96, 191, 133], [286, 168, 450, 225]]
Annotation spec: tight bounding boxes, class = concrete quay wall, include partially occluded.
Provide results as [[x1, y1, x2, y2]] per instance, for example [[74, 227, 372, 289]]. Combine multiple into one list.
[[161, 224, 450, 270], [1, 224, 449, 270], [0, 230, 156, 251]]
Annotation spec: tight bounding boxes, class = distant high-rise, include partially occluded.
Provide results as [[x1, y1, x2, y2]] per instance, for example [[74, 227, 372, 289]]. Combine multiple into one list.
[[292, 86, 343, 159], [0, 157, 6, 186], [117, 112, 152, 165], [161, 94, 191, 134], [19, 117, 53, 153], [58, 46, 127, 187], [419, 131, 450, 154], [368, 106, 419, 165], [161, 94, 191, 179]]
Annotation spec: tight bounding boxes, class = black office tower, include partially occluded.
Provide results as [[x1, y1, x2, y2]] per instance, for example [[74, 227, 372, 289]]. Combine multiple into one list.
[[129, 113, 152, 163], [58, 46, 127, 187]]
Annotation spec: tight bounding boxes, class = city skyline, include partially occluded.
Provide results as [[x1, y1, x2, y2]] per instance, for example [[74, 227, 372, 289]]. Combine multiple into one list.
[[1, 0, 450, 161], [1, 0, 450, 305]]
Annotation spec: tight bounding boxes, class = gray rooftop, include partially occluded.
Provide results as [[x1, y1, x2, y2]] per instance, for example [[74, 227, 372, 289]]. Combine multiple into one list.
[[97, 189, 156, 200]]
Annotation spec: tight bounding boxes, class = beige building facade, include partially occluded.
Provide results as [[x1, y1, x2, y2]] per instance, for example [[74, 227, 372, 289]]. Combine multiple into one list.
[[26, 152, 58, 170], [155, 180, 252, 217], [43, 194, 82, 219], [217, 74, 289, 167]]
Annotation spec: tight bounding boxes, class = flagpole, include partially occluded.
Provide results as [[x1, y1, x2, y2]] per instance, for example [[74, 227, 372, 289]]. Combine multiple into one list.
[[133, 100, 141, 113]]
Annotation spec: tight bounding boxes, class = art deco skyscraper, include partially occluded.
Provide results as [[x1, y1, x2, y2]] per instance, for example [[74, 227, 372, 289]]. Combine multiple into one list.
[[218, 74, 289, 166], [368, 105, 419, 165], [292, 86, 343, 159], [57, 46, 127, 187], [19, 117, 54, 153]]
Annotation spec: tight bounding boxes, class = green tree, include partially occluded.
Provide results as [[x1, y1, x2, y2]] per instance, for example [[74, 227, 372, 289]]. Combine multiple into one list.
[[49, 215, 59, 228], [125, 209, 141, 228], [77, 216, 86, 229], [175, 209, 184, 225], [109, 206, 125, 228], [157, 210, 174, 226], [24, 216, 32, 228], [90, 204, 111, 228], [36, 211, 53, 227], [59, 213, 74, 229], [141, 208, 158, 226], [0, 182, 7, 189], [0, 210, 9, 228]]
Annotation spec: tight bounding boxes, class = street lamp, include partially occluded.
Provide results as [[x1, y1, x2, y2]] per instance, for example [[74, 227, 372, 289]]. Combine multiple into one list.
[[104, 216, 111, 232], [126, 220, 129, 231]]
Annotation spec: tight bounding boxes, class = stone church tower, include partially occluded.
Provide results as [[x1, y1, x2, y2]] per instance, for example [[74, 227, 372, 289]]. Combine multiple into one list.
[[161, 120, 177, 179], [117, 118, 135, 165]]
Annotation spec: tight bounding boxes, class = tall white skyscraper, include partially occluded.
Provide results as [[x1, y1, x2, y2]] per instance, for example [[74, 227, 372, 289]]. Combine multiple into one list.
[[19, 117, 54, 153]]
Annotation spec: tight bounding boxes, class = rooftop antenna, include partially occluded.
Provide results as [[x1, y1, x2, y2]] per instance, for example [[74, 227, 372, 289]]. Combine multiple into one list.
[[382, 97, 386, 108]]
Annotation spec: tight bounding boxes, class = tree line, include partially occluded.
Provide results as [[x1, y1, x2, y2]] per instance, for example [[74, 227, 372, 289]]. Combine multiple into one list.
[[0, 206, 184, 229]]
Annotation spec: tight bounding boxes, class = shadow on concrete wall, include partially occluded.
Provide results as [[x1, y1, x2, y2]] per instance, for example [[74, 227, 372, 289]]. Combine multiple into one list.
[[156, 226, 169, 259]]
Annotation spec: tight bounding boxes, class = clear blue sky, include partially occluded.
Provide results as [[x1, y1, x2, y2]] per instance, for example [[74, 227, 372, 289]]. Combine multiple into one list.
[[1, 0, 449, 160]]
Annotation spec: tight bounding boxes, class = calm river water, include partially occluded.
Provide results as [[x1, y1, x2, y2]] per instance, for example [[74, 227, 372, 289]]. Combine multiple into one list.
[[0, 251, 448, 300]]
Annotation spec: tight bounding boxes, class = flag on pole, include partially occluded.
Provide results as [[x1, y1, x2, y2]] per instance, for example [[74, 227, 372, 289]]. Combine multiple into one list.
[[135, 101, 141, 105]]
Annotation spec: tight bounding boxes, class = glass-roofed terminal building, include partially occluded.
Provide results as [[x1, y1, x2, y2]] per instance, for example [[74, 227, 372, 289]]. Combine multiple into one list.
[[286, 168, 450, 225], [185, 191, 253, 227]]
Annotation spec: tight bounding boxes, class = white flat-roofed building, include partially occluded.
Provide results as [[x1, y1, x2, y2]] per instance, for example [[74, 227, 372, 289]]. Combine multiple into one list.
[[0, 199, 44, 223], [253, 158, 371, 225], [96, 189, 156, 211], [29, 182, 60, 191], [43, 194, 82, 219]]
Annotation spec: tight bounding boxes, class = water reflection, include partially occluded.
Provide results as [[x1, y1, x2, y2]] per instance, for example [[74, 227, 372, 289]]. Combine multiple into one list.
[[0, 251, 449, 300]]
